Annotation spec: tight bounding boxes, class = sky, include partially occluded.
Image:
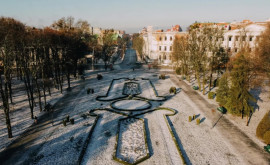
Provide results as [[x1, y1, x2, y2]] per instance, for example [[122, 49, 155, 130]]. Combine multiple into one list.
[[0, 0, 270, 33]]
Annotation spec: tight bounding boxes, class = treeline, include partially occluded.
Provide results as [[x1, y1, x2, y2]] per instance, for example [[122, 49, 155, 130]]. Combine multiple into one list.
[[0, 16, 127, 138], [172, 23, 270, 126], [132, 34, 144, 60]]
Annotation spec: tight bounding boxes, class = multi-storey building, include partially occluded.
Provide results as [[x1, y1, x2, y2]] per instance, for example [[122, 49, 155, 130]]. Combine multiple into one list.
[[223, 20, 269, 54], [141, 25, 187, 64]]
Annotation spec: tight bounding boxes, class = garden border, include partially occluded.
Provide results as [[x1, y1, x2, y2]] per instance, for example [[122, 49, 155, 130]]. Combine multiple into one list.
[[112, 117, 150, 165], [86, 107, 188, 165], [96, 77, 166, 102]]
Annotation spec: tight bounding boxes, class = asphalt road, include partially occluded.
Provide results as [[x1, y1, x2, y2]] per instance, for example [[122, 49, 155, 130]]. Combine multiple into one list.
[[117, 48, 139, 70]]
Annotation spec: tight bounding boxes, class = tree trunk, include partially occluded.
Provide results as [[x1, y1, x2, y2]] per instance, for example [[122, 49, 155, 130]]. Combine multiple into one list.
[[23, 73, 35, 119], [0, 76, 13, 138], [5, 110, 12, 138], [202, 72, 206, 95], [8, 80, 12, 103], [196, 71, 201, 91], [209, 69, 213, 91], [35, 78, 42, 112], [43, 84, 47, 105]]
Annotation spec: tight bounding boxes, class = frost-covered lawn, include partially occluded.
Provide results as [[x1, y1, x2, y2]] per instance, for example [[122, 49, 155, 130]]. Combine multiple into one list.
[[178, 73, 270, 149], [0, 76, 81, 153], [1, 68, 268, 165], [116, 118, 148, 164], [112, 100, 150, 110]]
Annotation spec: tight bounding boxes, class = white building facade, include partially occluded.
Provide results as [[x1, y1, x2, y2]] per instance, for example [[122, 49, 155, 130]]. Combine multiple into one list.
[[222, 24, 267, 54], [141, 25, 187, 64]]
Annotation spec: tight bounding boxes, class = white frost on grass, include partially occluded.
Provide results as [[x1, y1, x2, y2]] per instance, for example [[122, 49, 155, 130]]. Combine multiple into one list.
[[0, 76, 81, 153], [112, 100, 150, 111], [178, 74, 270, 148], [117, 118, 148, 164], [138, 79, 164, 101], [97, 79, 126, 101]]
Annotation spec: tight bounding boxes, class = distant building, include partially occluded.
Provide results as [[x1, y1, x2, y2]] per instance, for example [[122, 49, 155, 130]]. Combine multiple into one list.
[[141, 25, 187, 64], [223, 19, 269, 54], [190, 19, 269, 55]]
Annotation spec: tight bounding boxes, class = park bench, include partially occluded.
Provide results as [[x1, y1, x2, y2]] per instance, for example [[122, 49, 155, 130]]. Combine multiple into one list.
[[217, 106, 227, 114], [193, 86, 199, 90], [264, 144, 270, 153]]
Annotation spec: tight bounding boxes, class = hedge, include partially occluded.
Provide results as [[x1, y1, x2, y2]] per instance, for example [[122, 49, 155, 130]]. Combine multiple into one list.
[[256, 111, 270, 142], [208, 92, 215, 99], [263, 131, 270, 144]]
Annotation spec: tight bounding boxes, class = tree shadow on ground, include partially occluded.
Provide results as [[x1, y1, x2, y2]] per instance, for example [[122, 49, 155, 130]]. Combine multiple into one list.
[[143, 118, 153, 156], [200, 117, 206, 123]]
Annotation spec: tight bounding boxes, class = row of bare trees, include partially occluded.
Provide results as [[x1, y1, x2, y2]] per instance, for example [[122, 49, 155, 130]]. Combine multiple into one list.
[[0, 17, 99, 138], [172, 22, 270, 125], [173, 24, 228, 94]]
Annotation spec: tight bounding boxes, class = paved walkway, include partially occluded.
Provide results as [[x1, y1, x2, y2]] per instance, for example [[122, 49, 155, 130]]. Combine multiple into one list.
[[169, 74, 270, 165]]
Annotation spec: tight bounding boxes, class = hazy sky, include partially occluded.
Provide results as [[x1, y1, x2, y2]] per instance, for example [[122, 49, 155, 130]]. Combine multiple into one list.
[[0, 0, 270, 33]]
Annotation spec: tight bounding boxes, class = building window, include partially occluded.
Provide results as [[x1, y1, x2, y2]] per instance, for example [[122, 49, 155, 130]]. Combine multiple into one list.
[[249, 36, 253, 41], [242, 36, 246, 41], [235, 48, 237, 52], [159, 37, 162, 41], [235, 36, 239, 41], [159, 46, 161, 51], [229, 36, 232, 41], [228, 47, 231, 52], [164, 46, 167, 51], [165, 36, 167, 41], [170, 36, 173, 41], [170, 46, 172, 51]]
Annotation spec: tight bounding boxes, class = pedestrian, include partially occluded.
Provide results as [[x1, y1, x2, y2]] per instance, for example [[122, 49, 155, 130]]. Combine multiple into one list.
[[34, 116, 38, 124]]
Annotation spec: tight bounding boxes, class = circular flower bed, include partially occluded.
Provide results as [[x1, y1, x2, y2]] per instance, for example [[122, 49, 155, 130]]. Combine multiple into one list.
[[111, 100, 151, 111]]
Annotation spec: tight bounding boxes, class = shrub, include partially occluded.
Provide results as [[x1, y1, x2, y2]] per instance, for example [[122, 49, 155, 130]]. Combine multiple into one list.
[[181, 76, 186, 80], [263, 131, 270, 144], [81, 113, 87, 119], [196, 118, 200, 125], [208, 92, 215, 99], [87, 88, 91, 94], [63, 120, 67, 126], [97, 74, 103, 80], [70, 118, 75, 125], [188, 116, 192, 122], [159, 74, 165, 80], [128, 95, 133, 100], [175, 67, 181, 75], [66, 115, 70, 122], [256, 111, 270, 141], [78, 64, 86, 75], [169, 87, 177, 94]]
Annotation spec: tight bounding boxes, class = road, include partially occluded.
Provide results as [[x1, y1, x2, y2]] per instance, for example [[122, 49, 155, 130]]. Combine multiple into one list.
[[117, 48, 139, 70]]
